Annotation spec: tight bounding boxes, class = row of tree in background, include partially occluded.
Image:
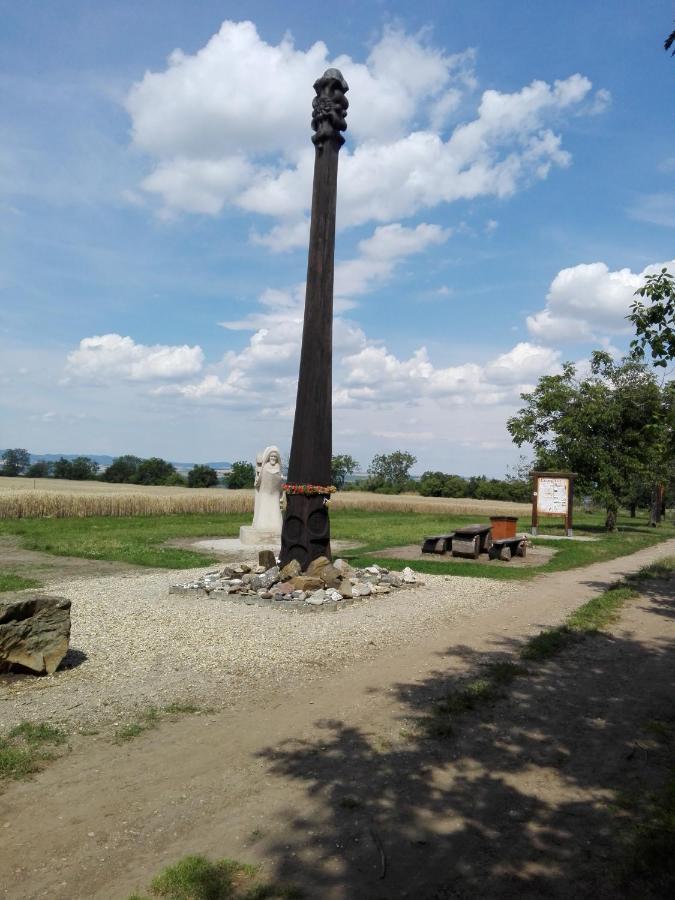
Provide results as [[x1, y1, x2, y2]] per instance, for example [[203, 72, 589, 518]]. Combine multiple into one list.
[[0, 451, 220, 488]]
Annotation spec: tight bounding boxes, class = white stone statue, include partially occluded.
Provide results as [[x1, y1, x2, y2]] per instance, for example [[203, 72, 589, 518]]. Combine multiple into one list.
[[239, 446, 283, 546]]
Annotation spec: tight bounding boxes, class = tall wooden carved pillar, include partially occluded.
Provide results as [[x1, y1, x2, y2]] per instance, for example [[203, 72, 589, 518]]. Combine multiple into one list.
[[280, 69, 348, 568]]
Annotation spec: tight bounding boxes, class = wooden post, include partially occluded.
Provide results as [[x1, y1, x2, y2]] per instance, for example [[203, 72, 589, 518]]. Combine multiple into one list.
[[566, 476, 575, 536], [531, 472, 539, 536], [280, 69, 348, 569]]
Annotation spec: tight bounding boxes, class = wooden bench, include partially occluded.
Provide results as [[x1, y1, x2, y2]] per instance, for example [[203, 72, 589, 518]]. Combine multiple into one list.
[[488, 537, 527, 561], [452, 524, 493, 559], [421, 533, 455, 554]]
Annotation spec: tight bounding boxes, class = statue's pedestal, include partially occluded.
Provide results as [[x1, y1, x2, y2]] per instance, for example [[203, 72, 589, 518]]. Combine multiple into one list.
[[239, 526, 281, 547]]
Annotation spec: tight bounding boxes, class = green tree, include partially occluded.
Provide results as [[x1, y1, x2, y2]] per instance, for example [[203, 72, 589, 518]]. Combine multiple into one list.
[[134, 457, 178, 486], [26, 460, 51, 478], [163, 471, 187, 486], [642, 379, 675, 526], [68, 456, 99, 481], [101, 455, 142, 483], [418, 471, 470, 498], [331, 454, 359, 489], [187, 464, 218, 488], [418, 471, 447, 497], [1, 448, 30, 476], [466, 475, 487, 498], [628, 268, 675, 367], [366, 450, 417, 493], [226, 461, 255, 489], [507, 352, 664, 531], [52, 457, 73, 479]]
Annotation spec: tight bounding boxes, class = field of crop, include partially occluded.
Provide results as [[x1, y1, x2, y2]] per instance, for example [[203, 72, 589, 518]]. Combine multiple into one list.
[[0, 477, 231, 495], [0, 477, 530, 519]]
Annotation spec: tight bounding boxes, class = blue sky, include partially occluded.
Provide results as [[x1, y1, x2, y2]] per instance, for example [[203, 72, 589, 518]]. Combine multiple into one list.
[[1, 1, 673, 475]]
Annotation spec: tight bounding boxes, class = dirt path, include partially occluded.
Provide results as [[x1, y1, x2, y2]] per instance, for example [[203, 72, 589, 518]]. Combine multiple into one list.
[[2, 540, 675, 899]]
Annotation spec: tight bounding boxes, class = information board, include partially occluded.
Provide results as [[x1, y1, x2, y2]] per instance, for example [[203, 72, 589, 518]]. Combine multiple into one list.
[[531, 470, 576, 536], [537, 477, 569, 515]]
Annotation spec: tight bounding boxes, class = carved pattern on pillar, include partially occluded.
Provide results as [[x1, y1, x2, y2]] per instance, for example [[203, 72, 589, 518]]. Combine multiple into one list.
[[311, 69, 349, 149], [280, 494, 330, 569]]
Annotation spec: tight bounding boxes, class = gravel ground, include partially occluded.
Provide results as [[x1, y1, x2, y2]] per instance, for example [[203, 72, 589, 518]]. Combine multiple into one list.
[[0, 566, 518, 730]]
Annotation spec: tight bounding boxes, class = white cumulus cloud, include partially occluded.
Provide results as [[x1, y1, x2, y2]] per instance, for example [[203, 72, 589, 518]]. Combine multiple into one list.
[[527, 259, 675, 343], [66, 334, 204, 381]]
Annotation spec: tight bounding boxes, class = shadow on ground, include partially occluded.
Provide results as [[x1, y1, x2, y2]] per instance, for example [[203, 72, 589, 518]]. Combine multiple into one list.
[[253, 584, 675, 899], [0, 647, 87, 683]]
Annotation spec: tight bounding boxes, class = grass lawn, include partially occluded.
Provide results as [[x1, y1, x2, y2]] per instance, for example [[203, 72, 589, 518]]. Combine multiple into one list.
[[0, 508, 673, 582], [0, 571, 41, 593], [0, 514, 239, 569]]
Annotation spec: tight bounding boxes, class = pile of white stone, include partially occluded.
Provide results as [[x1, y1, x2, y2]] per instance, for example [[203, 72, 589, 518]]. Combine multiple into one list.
[[170, 555, 420, 611]]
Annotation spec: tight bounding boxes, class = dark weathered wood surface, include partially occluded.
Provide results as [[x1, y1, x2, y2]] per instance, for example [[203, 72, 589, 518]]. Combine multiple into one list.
[[488, 537, 526, 561], [280, 493, 331, 568], [453, 524, 493, 553], [421, 533, 455, 554], [285, 138, 339, 488], [452, 525, 490, 536], [280, 70, 348, 568], [452, 536, 481, 560]]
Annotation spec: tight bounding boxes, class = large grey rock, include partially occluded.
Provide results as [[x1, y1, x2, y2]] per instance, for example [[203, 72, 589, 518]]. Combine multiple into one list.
[[250, 566, 280, 591], [0, 594, 71, 675], [381, 573, 402, 587]]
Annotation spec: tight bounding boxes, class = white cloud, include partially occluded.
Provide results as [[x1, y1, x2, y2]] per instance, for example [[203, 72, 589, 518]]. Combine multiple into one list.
[[142, 156, 254, 216], [629, 193, 675, 229], [66, 334, 204, 381], [335, 222, 450, 297], [240, 77, 588, 242], [527, 259, 675, 343], [485, 342, 561, 384], [126, 21, 326, 159], [126, 21, 599, 246], [338, 340, 560, 408], [586, 87, 612, 115]]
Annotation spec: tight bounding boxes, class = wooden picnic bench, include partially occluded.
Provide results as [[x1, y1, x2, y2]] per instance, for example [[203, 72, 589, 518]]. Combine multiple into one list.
[[488, 536, 527, 561]]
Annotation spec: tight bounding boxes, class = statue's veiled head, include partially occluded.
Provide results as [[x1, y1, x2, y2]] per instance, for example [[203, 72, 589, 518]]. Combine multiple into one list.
[[261, 446, 281, 468]]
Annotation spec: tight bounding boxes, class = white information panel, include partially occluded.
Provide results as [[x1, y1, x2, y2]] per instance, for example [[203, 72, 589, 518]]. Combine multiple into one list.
[[537, 477, 569, 515]]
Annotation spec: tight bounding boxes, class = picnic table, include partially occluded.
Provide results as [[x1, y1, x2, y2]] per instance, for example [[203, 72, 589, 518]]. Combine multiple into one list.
[[451, 524, 493, 560]]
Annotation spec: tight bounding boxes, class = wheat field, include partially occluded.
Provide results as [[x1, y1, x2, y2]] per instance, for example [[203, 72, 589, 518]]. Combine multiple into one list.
[[0, 477, 529, 519]]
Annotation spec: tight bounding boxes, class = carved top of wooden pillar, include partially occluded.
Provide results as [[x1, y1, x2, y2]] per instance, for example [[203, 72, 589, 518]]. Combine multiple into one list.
[[311, 68, 349, 149]]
